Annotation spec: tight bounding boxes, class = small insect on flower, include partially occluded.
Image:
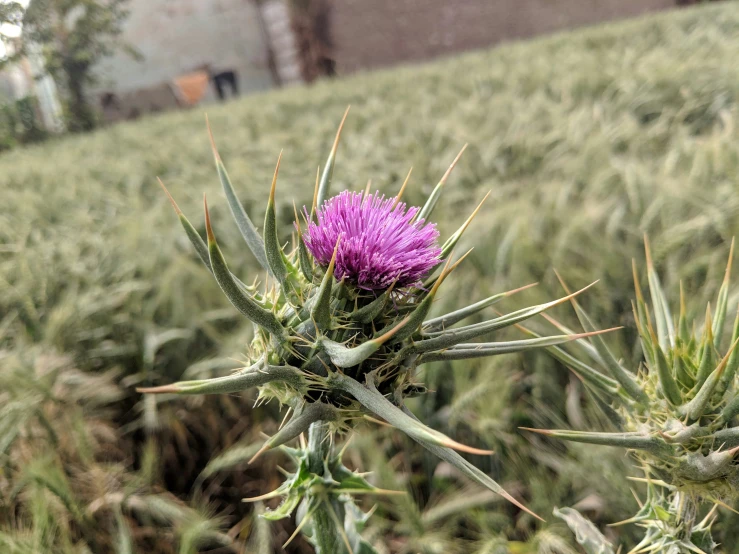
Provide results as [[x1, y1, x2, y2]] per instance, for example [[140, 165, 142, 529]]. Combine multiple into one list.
[[303, 191, 441, 290]]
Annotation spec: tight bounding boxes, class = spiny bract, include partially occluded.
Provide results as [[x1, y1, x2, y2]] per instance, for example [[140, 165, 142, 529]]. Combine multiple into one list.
[[554, 489, 718, 554], [526, 240, 739, 552], [527, 240, 739, 499], [139, 109, 601, 524]]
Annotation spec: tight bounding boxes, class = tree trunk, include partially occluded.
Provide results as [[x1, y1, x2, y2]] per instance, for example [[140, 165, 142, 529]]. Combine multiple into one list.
[[289, 0, 336, 83], [64, 63, 96, 132]]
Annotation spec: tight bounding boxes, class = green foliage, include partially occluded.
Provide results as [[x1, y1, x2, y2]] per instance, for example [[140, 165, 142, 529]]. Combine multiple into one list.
[[0, 96, 47, 151], [0, 1, 23, 43], [20, 0, 134, 131], [0, 347, 235, 553], [553, 508, 614, 554], [2, 2, 739, 551], [13, 96, 46, 142]]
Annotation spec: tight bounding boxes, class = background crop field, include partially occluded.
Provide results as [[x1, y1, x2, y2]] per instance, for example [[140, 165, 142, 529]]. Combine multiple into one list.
[[2, 3, 739, 552]]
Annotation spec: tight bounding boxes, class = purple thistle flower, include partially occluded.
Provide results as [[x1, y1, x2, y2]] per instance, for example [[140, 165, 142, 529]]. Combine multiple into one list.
[[303, 191, 441, 290]]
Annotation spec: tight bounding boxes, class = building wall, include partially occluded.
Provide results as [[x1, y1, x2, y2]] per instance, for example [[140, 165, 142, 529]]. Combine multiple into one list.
[[330, 0, 677, 73], [93, 0, 275, 116], [11, 0, 684, 127]]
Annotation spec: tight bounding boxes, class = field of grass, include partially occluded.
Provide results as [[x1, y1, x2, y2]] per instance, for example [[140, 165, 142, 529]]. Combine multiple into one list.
[[3, 2, 739, 552]]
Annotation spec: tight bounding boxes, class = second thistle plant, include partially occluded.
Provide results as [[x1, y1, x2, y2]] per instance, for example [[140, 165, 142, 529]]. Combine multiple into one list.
[[139, 110, 603, 552], [526, 240, 739, 552]]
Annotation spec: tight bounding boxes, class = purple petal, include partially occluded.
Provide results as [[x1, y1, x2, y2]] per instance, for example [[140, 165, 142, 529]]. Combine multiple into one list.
[[303, 191, 441, 290]]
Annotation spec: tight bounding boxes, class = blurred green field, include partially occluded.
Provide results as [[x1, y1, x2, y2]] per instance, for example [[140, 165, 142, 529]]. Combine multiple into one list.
[[3, 2, 739, 552]]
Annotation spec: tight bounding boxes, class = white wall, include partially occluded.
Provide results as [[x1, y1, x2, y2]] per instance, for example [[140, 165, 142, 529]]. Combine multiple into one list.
[[94, 0, 274, 97]]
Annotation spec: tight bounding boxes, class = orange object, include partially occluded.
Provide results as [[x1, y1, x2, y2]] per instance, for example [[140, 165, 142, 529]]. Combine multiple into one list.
[[172, 70, 210, 106]]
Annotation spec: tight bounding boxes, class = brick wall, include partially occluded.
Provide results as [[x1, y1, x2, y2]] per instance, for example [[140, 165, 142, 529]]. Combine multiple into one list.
[[330, 0, 676, 74]]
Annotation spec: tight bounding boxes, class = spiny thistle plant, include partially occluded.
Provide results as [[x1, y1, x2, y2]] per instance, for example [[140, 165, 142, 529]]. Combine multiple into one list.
[[525, 240, 739, 553], [138, 109, 608, 552]]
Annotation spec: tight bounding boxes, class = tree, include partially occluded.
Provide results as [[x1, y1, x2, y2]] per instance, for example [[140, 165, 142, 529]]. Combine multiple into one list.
[[0, 1, 25, 55], [0, 1, 24, 29], [20, 0, 133, 132]]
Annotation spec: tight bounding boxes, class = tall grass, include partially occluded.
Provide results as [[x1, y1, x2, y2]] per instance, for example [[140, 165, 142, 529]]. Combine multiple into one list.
[[2, 2, 739, 551]]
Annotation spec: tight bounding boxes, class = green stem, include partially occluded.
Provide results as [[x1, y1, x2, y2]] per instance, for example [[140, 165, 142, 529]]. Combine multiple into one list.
[[307, 420, 330, 473], [311, 501, 345, 554], [676, 492, 697, 542], [305, 421, 349, 554]]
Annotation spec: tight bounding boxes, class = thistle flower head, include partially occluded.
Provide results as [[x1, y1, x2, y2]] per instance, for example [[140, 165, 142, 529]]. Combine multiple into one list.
[[140, 111, 591, 527], [304, 191, 441, 290]]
